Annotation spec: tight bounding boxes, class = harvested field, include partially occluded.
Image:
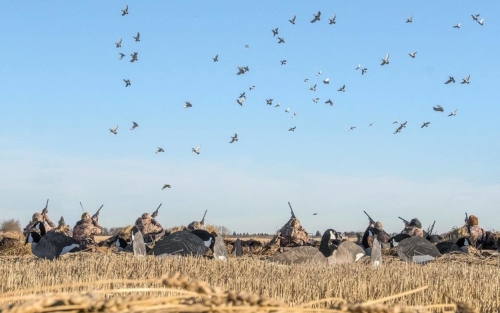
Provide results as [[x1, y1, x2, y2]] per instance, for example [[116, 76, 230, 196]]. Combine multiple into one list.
[[1, 252, 499, 312]]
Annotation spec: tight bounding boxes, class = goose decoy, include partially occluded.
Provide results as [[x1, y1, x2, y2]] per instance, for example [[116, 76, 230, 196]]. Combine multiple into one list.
[[328, 241, 366, 265], [272, 28, 278, 36], [289, 15, 296, 25], [156, 147, 164, 154], [115, 38, 122, 48], [150, 231, 207, 257], [229, 133, 238, 143], [461, 74, 470, 84], [213, 54, 218, 62], [133, 32, 140, 42], [329, 14, 336, 24], [162, 184, 171, 190], [25, 222, 80, 260], [189, 230, 228, 260], [130, 121, 138, 130], [109, 125, 118, 135], [397, 236, 442, 264], [123, 79, 131, 87], [421, 122, 430, 128], [381, 54, 389, 66], [311, 11, 321, 23], [184, 101, 192, 108], [121, 5, 128, 16], [433, 105, 444, 112], [231, 239, 243, 257], [132, 229, 146, 256], [448, 109, 457, 117], [444, 76, 455, 84], [389, 233, 411, 247], [406, 14, 413, 23], [371, 238, 382, 267], [192, 145, 201, 154]]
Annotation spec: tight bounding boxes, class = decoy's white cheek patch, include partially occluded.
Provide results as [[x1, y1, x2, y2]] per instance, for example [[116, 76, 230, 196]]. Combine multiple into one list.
[[355, 253, 364, 262]]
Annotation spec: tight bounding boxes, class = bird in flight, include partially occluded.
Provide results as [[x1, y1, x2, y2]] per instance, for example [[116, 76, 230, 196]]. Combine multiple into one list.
[[444, 76, 455, 84], [277, 37, 285, 44], [292, 112, 298, 118], [245, 45, 249, 49], [453, 22, 461, 29], [304, 78, 309, 83], [406, 15, 413, 23], [272, 28, 278, 36], [312, 98, 320, 103], [192, 145, 201, 155], [288, 126, 296, 132], [156, 147, 164, 154], [133, 32, 140, 42], [337, 85, 345, 92], [349, 126, 356, 131], [477, 19, 484, 26], [392, 119, 399, 124], [310, 84, 317, 91], [213, 54, 218, 62], [115, 38, 122, 48], [289, 15, 296, 25], [329, 14, 336, 24], [471, 14, 480, 21], [130, 52, 138, 62], [162, 184, 171, 190], [323, 78, 330, 84], [448, 109, 457, 117], [229, 133, 238, 143], [421, 122, 430, 128], [130, 121, 138, 130], [313, 213, 318, 216], [285, 108, 290, 113], [311, 11, 321, 23], [433, 105, 444, 112], [119, 53, 125, 60], [461, 74, 470, 84], [381, 54, 390, 66], [280, 60, 287, 65], [369, 123, 374, 127], [239, 92, 246, 98], [236, 97, 245, 106], [123, 79, 131, 87], [355, 64, 361, 70], [236, 67, 246, 75], [109, 125, 118, 135], [409, 51, 417, 58], [249, 85, 255, 91], [121, 5, 128, 16], [184, 101, 192, 108], [361, 68, 368, 75], [325, 99, 333, 106], [317, 70, 322, 76], [266, 99, 273, 106], [275, 102, 281, 108]]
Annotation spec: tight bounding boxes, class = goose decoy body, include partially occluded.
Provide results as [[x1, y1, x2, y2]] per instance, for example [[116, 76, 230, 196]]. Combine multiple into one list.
[[189, 229, 228, 260], [132, 229, 146, 256], [397, 236, 442, 264], [150, 231, 207, 257], [371, 238, 382, 267], [25, 222, 80, 260], [231, 239, 243, 257]]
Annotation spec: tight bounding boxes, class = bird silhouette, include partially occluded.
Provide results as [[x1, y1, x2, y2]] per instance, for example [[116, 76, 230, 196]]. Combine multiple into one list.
[[461, 75, 470, 84], [121, 5, 128, 16], [406, 14, 413, 23], [421, 122, 430, 128], [272, 28, 278, 36], [123, 79, 131, 87], [156, 147, 164, 154], [289, 15, 296, 25], [381, 54, 390, 66], [162, 184, 171, 190], [311, 11, 321, 23], [213, 54, 218, 62], [192, 145, 201, 154], [130, 122, 138, 130], [115, 38, 122, 48], [184, 101, 192, 108], [433, 105, 444, 112], [444, 76, 455, 84], [133, 32, 140, 42], [329, 14, 336, 24], [229, 133, 238, 143], [109, 125, 118, 135]]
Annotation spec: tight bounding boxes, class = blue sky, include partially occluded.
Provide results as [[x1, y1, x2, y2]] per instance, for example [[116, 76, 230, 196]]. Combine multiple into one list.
[[1, 2, 499, 234]]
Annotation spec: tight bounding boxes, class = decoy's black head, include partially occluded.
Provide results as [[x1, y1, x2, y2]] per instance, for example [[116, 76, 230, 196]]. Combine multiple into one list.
[[34, 221, 47, 236], [116, 237, 129, 249], [390, 233, 411, 248], [25, 232, 42, 245], [190, 229, 216, 251]]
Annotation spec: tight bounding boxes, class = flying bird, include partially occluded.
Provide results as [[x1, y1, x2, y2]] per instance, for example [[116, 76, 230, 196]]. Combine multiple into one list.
[[323, 78, 329, 84], [285, 108, 290, 113], [121, 5, 128, 16], [329, 14, 336, 24], [162, 184, 171, 190], [313, 213, 317, 216], [444, 76, 455, 84], [236, 67, 246, 75], [304, 78, 309, 83], [381, 54, 390, 66], [275, 102, 281, 107], [249, 85, 255, 91], [311, 11, 321, 23], [277, 37, 285, 44], [349, 126, 356, 131], [239, 92, 246, 98], [369, 123, 374, 127], [310, 84, 317, 91], [392, 119, 399, 124], [433, 105, 444, 112], [192, 145, 201, 155], [409, 51, 417, 58], [156, 147, 164, 154], [312, 98, 320, 103], [184, 101, 192, 108], [123, 79, 131, 87], [266, 99, 273, 105], [130, 121, 138, 130], [448, 109, 457, 117], [477, 19, 484, 26], [406, 14, 413, 23], [361, 68, 368, 75], [453, 22, 461, 29], [292, 112, 298, 118], [288, 126, 296, 132], [272, 28, 278, 36], [355, 64, 361, 70], [133, 32, 140, 42], [317, 70, 322, 76], [280, 60, 287, 65], [119, 53, 125, 60], [130, 52, 138, 62], [213, 54, 218, 62], [244, 45, 249, 49], [229, 133, 238, 143], [109, 125, 118, 135], [115, 38, 122, 48], [421, 122, 430, 128], [461, 74, 470, 84], [337, 85, 345, 92], [471, 14, 480, 21], [325, 99, 333, 106], [289, 15, 296, 25], [236, 97, 245, 106]]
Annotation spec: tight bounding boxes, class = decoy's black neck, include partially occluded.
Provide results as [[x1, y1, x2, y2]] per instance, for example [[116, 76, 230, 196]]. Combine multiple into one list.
[[319, 229, 335, 257]]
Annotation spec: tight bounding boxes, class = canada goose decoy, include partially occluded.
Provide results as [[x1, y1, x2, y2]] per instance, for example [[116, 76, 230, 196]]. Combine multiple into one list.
[[288, 126, 296, 132], [236, 97, 245, 106], [371, 238, 382, 267], [389, 233, 411, 247], [25, 222, 80, 260], [162, 184, 171, 190], [433, 105, 444, 112], [448, 109, 457, 117], [192, 145, 201, 154], [277, 37, 285, 44], [280, 60, 287, 65], [119, 53, 125, 60], [131, 229, 146, 256], [232, 239, 244, 257], [121, 5, 128, 16], [184, 101, 192, 108], [406, 14, 413, 23], [325, 99, 333, 106], [453, 22, 461, 29], [337, 84, 345, 92], [189, 230, 228, 260], [329, 14, 336, 24], [289, 15, 296, 25], [461, 74, 470, 84], [323, 78, 329, 84], [130, 121, 138, 130], [435, 237, 471, 254], [130, 52, 138, 62], [311, 11, 321, 23], [444, 76, 455, 84], [272, 28, 278, 36], [109, 125, 118, 135], [397, 236, 442, 264], [123, 79, 131, 87], [409, 51, 417, 58], [229, 133, 238, 143], [328, 241, 366, 265], [213, 54, 218, 62], [156, 147, 164, 154], [115, 38, 122, 48], [421, 122, 430, 128], [133, 32, 140, 42], [150, 231, 207, 257], [381, 54, 390, 66]]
